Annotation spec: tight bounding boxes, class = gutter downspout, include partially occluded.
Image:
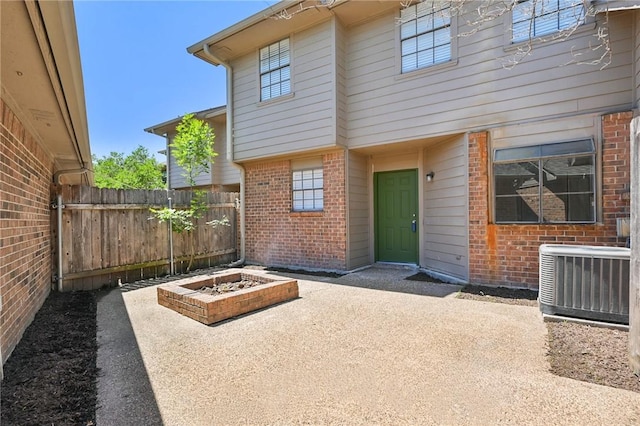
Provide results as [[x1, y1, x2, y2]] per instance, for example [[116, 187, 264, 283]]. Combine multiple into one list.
[[201, 44, 246, 267], [52, 166, 88, 292]]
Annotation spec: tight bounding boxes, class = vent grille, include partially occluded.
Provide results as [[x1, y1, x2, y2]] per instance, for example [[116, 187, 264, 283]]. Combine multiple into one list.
[[538, 245, 630, 324]]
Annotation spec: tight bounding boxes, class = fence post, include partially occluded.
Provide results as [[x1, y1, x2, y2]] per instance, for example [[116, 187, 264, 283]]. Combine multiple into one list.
[[168, 196, 175, 275]]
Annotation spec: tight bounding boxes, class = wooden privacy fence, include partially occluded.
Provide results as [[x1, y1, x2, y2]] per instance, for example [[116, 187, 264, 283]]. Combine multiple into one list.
[[52, 185, 239, 291]]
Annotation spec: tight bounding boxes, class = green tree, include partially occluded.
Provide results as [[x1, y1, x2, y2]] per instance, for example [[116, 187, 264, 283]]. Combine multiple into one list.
[[150, 113, 225, 272], [93, 145, 165, 189], [171, 113, 218, 186]]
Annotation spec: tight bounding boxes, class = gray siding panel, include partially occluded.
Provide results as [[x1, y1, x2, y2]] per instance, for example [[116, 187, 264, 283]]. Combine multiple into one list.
[[346, 11, 634, 148], [232, 20, 335, 161], [423, 137, 468, 280], [348, 151, 370, 269]]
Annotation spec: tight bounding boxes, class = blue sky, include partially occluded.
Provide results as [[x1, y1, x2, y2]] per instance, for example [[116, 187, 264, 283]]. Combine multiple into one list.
[[75, 1, 278, 161]]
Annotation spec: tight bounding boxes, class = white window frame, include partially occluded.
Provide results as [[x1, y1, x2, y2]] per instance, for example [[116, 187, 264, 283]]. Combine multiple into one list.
[[493, 139, 597, 224], [292, 167, 323, 212], [259, 38, 291, 102], [399, 3, 454, 74], [510, 0, 586, 44]]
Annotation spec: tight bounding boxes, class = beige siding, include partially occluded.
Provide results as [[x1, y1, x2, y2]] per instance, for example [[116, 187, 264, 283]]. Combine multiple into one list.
[[336, 18, 347, 146], [423, 137, 468, 280], [490, 113, 599, 149], [210, 121, 241, 186], [232, 20, 336, 161], [347, 151, 369, 269], [346, 10, 634, 148], [635, 10, 640, 109]]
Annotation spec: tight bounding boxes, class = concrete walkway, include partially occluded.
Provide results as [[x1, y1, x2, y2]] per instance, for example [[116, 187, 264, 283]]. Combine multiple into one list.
[[97, 266, 640, 425]]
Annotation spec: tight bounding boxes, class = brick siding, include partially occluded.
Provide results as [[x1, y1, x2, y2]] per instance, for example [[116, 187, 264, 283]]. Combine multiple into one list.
[[1, 99, 54, 366], [244, 151, 347, 270], [468, 112, 632, 288]]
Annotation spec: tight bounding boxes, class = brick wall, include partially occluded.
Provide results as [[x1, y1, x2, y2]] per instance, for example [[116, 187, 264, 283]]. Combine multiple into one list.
[[1, 98, 54, 367], [468, 112, 632, 288], [244, 151, 347, 270]]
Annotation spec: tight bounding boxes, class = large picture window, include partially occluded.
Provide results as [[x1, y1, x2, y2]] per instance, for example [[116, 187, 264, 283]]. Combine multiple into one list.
[[493, 139, 596, 223], [260, 38, 291, 101], [292, 168, 323, 211], [400, 3, 451, 73], [512, 0, 585, 43]]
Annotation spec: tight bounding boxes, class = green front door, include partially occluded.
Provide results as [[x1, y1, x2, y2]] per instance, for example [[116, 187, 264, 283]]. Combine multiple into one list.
[[374, 169, 418, 263]]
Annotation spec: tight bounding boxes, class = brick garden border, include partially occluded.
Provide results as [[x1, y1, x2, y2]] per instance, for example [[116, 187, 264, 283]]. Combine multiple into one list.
[[157, 271, 298, 325]]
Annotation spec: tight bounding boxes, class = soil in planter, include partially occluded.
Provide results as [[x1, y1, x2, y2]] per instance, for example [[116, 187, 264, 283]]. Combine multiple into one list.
[[197, 279, 264, 295]]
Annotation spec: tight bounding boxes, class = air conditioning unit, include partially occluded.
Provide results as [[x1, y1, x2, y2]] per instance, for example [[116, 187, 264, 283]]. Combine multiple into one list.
[[539, 244, 631, 324]]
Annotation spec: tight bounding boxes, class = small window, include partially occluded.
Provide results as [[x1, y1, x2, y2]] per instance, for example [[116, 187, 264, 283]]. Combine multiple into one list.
[[493, 139, 596, 223], [260, 38, 291, 101], [512, 0, 585, 43], [292, 168, 323, 211], [400, 3, 451, 73]]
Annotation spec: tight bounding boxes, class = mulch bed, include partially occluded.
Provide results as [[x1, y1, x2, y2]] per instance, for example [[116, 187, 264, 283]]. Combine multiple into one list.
[[2, 280, 638, 425], [1, 291, 97, 426], [457, 284, 538, 306], [458, 284, 640, 393]]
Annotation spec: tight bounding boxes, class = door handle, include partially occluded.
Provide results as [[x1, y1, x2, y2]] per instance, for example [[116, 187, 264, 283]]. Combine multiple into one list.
[[411, 220, 417, 232]]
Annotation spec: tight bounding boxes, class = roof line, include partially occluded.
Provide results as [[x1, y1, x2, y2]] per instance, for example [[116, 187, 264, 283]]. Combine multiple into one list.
[[186, 0, 303, 55]]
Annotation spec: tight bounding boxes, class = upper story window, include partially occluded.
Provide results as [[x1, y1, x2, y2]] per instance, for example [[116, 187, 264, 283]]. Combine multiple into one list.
[[292, 167, 323, 211], [493, 139, 596, 224], [260, 38, 291, 101], [512, 0, 585, 43], [400, 3, 451, 73]]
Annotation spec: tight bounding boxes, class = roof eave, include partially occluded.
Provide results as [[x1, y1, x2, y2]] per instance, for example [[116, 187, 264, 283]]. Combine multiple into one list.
[[186, 0, 302, 56]]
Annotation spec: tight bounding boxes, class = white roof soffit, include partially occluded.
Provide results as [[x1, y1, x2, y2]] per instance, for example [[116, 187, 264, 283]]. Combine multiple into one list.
[[187, 0, 404, 64], [0, 0, 92, 184]]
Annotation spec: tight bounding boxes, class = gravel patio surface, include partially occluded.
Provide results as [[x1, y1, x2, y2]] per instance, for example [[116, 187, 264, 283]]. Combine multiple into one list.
[[97, 267, 640, 425]]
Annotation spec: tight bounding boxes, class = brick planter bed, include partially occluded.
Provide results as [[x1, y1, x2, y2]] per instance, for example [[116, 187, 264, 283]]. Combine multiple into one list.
[[157, 271, 298, 325]]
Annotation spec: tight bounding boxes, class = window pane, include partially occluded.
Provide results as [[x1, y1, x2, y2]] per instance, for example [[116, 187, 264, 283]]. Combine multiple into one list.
[[292, 167, 323, 211], [535, 11, 559, 37], [512, 0, 584, 42], [541, 192, 594, 222], [401, 21, 416, 39], [512, 21, 530, 42], [402, 38, 418, 55], [496, 196, 540, 222], [261, 87, 271, 101], [416, 15, 433, 34], [432, 13, 449, 30], [261, 73, 271, 88], [417, 33, 433, 51], [433, 44, 450, 64], [281, 66, 290, 81], [260, 59, 270, 73], [402, 54, 416, 72], [494, 162, 540, 222], [540, 139, 594, 157], [280, 79, 291, 95], [494, 142, 596, 223], [401, 5, 450, 73], [495, 145, 541, 161], [433, 27, 450, 46], [260, 38, 290, 101], [401, 4, 416, 21]]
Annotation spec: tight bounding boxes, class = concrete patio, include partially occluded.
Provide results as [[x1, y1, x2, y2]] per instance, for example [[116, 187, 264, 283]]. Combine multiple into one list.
[[96, 266, 640, 425]]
